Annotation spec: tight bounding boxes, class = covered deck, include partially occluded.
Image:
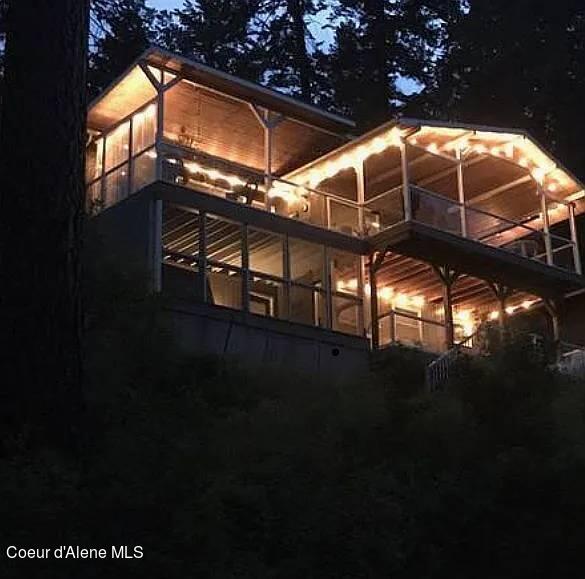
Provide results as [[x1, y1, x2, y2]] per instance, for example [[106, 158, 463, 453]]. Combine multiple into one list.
[[85, 49, 585, 354]]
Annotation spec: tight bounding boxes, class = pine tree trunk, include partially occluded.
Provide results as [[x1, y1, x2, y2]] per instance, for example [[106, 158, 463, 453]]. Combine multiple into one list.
[[0, 0, 89, 453], [364, 0, 390, 120], [287, 0, 312, 101]]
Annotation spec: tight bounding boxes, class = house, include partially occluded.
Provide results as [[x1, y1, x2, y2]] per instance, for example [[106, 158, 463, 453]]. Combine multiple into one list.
[[86, 47, 585, 377]]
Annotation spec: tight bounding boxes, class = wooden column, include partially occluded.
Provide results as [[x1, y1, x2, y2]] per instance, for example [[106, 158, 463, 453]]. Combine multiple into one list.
[[488, 282, 513, 332], [544, 298, 562, 361], [369, 257, 379, 350], [434, 265, 460, 350], [199, 211, 207, 302], [156, 84, 165, 181], [356, 161, 366, 235], [242, 224, 250, 313], [540, 189, 553, 266], [249, 105, 284, 209], [400, 139, 412, 221], [368, 249, 387, 350], [456, 147, 467, 237], [569, 202, 582, 275]]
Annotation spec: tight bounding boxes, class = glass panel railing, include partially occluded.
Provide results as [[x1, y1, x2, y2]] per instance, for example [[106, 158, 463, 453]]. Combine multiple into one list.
[[363, 186, 404, 235], [465, 205, 546, 262], [329, 198, 360, 236], [551, 234, 577, 272], [378, 310, 447, 354], [160, 143, 363, 238], [332, 293, 362, 336], [410, 186, 462, 236]]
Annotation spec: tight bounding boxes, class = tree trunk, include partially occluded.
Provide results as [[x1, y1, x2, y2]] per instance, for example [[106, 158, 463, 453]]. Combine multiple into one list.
[[0, 0, 89, 453], [364, 0, 390, 121], [287, 0, 312, 101]]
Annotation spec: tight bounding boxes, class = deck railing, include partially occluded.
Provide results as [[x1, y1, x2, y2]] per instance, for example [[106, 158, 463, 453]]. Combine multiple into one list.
[[86, 123, 580, 274], [412, 185, 578, 273]]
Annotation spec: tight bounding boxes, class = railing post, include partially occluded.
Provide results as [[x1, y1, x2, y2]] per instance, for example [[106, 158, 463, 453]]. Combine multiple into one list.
[[456, 147, 467, 237], [400, 138, 412, 221], [540, 188, 553, 266], [569, 202, 582, 274]]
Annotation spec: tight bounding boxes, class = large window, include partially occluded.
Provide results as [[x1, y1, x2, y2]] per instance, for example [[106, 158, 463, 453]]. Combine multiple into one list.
[[86, 101, 158, 211], [160, 203, 365, 336]]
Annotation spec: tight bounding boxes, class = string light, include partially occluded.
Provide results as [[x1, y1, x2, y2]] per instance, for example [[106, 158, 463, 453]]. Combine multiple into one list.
[[183, 161, 246, 189], [304, 127, 403, 188]]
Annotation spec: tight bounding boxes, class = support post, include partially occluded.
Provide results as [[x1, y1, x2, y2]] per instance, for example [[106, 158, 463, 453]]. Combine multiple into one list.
[[152, 200, 163, 294], [544, 298, 562, 362], [456, 147, 467, 237], [540, 189, 553, 266], [264, 112, 273, 206], [324, 246, 332, 330], [284, 234, 291, 321], [434, 265, 459, 350], [357, 255, 366, 336], [369, 256, 379, 350], [127, 116, 134, 195], [356, 161, 366, 235], [199, 211, 207, 302], [487, 282, 513, 334], [249, 104, 284, 209], [400, 138, 412, 221], [156, 85, 165, 181], [242, 224, 250, 313], [569, 202, 582, 275]]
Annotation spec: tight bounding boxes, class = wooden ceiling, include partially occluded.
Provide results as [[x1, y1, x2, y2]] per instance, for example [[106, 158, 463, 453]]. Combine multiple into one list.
[[88, 66, 157, 131], [372, 251, 539, 315]]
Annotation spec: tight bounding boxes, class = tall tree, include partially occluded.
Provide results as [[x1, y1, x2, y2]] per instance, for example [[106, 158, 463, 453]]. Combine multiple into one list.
[[419, 0, 585, 175], [89, 0, 156, 96], [327, 0, 462, 126], [172, 0, 265, 82], [0, 0, 89, 452], [260, 0, 324, 101]]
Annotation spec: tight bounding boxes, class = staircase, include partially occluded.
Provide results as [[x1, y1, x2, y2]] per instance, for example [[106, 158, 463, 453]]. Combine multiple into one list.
[[425, 346, 462, 392]]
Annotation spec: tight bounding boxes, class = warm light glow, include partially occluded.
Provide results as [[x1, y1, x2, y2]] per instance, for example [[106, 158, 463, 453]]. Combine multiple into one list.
[[303, 127, 402, 188], [532, 167, 546, 183], [547, 182, 558, 193], [506, 306, 516, 315], [183, 161, 246, 189], [522, 300, 535, 310], [489, 310, 500, 321], [454, 309, 475, 337], [380, 287, 394, 301], [411, 295, 426, 308]]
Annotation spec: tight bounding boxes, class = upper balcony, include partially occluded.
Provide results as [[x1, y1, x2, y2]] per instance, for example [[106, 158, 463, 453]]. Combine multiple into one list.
[[85, 49, 585, 286]]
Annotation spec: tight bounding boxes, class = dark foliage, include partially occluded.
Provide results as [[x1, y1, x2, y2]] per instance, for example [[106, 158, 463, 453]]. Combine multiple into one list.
[[2, 273, 585, 577], [89, 0, 156, 96], [414, 0, 585, 177]]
